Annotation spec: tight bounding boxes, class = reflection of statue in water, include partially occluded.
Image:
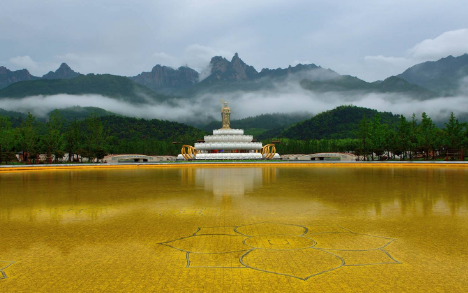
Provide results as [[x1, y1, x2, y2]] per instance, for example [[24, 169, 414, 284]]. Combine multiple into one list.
[[221, 101, 231, 129], [189, 167, 277, 197]]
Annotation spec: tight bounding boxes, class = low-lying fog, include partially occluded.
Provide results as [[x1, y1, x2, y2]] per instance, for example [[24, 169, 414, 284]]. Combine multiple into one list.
[[1, 76, 468, 125]]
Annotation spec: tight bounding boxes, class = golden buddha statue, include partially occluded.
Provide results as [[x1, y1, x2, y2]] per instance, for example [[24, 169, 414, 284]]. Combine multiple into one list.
[[221, 101, 231, 129]]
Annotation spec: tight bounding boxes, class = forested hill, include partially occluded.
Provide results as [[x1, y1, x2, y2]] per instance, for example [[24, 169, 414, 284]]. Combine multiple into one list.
[[0, 106, 118, 127], [100, 116, 206, 141], [0, 74, 172, 104], [0, 107, 206, 143], [281, 105, 400, 140], [52, 106, 117, 121]]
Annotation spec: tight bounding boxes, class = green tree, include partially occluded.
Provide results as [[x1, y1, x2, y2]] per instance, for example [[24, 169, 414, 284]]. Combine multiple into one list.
[[84, 114, 108, 162], [64, 118, 82, 162], [396, 115, 412, 160], [357, 116, 370, 160], [409, 114, 419, 160], [43, 110, 64, 163], [443, 112, 465, 150], [419, 112, 437, 160], [19, 112, 38, 163], [0, 116, 16, 164], [369, 114, 388, 160]]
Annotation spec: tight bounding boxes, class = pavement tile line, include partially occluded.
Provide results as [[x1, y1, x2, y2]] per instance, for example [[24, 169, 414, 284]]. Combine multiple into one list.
[[158, 222, 402, 280], [0, 261, 15, 280]]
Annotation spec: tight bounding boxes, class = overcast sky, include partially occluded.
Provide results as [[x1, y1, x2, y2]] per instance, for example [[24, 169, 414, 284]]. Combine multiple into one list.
[[2, 0, 468, 81]]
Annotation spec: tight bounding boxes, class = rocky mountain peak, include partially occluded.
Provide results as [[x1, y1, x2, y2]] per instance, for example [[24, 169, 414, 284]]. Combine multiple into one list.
[[42, 63, 80, 80], [210, 56, 230, 74], [231, 52, 240, 62], [206, 53, 258, 82], [59, 63, 71, 70], [130, 64, 199, 91], [0, 66, 38, 89]]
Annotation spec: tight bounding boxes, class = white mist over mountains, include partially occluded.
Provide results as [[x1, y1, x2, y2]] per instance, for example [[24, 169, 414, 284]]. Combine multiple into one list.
[[1, 74, 468, 124]]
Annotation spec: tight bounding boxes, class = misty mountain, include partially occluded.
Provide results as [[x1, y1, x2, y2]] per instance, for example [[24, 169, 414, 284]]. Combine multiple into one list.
[[198, 112, 312, 137], [279, 105, 400, 140], [203, 53, 259, 83], [1, 53, 448, 104], [0, 66, 40, 89], [183, 54, 340, 97], [182, 53, 437, 101], [200, 53, 338, 84], [300, 75, 437, 99], [130, 65, 199, 95], [42, 63, 81, 80], [397, 53, 468, 96], [0, 74, 171, 104]]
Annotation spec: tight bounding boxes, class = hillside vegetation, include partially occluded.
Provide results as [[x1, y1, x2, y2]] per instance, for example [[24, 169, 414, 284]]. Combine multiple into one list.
[[280, 105, 400, 140], [398, 53, 468, 96], [0, 74, 171, 104]]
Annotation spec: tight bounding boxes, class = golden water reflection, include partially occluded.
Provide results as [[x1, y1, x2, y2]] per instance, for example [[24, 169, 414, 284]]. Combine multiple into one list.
[[1, 166, 467, 292]]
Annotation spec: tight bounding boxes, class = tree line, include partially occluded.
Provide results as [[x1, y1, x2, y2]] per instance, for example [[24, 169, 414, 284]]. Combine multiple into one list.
[[1, 111, 467, 164], [265, 112, 468, 160], [0, 112, 204, 164]]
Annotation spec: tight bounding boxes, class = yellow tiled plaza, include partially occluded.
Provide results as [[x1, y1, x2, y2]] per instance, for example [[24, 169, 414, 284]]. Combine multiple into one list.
[[1, 165, 467, 292]]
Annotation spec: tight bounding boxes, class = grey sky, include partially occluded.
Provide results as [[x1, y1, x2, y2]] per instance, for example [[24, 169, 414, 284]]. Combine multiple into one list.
[[2, 0, 468, 81]]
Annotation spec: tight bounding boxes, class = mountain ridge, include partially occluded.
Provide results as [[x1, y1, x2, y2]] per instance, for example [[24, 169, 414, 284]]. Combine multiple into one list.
[[0, 73, 171, 104], [0, 66, 40, 89], [397, 53, 468, 96], [43, 63, 81, 80], [130, 65, 199, 95]]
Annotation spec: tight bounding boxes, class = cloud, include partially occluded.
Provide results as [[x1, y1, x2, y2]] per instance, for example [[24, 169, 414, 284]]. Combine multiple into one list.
[[151, 52, 181, 68], [364, 55, 411, 66], [364, 28, 468, 78], [408, 29, 468, 60], [54, 53, 116, 75], [8, 55, 60, 76], [183, 44, 232, 71], [142, 44, 232, 76], [9, 56, 38, 70], [2, 1, 468, 81], [458, 76, 468, 95]]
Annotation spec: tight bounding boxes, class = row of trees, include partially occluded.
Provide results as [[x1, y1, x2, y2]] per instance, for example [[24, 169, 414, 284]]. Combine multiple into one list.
[[356, 112, 467, 160], [265, 112, 468, 160], [0, 112, 186, 164], [264, 138, 359, 155], [2, 111, 467, 164], [0, 111, 109, 164]]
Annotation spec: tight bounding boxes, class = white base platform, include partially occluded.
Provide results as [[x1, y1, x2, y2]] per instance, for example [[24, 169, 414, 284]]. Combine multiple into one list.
[[196, 153, 264, 160], [177, 153, 281, 160]]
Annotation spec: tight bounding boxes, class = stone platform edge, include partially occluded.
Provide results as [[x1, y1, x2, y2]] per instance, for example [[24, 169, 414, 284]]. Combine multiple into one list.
[[0, 161, 467, 172]]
